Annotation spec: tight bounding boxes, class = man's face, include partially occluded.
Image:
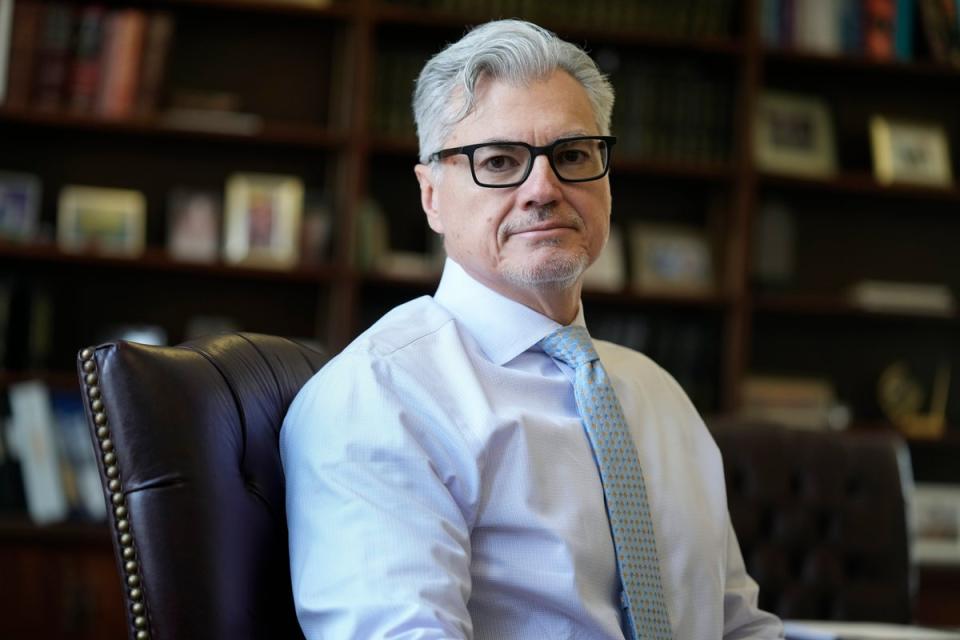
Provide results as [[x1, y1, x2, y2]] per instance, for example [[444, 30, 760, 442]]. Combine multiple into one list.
[[415, 70, 612, 301]]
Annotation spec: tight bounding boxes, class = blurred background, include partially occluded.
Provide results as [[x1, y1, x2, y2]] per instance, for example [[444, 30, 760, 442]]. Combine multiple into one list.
[[1, 0, 959, 637]]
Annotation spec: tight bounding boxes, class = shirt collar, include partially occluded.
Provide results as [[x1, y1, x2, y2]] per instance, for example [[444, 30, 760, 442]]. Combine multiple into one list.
[[434, 258, 586, 366]]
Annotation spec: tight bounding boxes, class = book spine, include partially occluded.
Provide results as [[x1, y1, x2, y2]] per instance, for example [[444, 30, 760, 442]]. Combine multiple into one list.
[[0, 0, 12, 104], [96, 8, 147, 118], [4, 0, 42, 108], [67, 4, 105, 113], [894, 0, 915, 60], [31, 2, 74, 111], [864, 0, 897, 59], [134, 11, 174, 116]]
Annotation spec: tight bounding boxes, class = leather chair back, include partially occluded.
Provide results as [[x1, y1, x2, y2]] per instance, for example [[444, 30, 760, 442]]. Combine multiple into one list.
[[77, 333, 326, 640], [711, 420, 913, 623]]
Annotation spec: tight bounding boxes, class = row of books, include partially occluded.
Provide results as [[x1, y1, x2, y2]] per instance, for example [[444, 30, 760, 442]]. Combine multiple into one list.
[[384, 0, 737, 38], [0, 1, 174, 117], [371, 48, 734, 165], [611, 59, 733, 163], [590, 310, 720, 411], [762, 0, 960, 65], [1, 380, 104, 524]]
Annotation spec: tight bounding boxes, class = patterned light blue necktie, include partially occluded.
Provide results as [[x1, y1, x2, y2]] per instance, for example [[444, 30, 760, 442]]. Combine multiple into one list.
[[540, 325, 673, 640]]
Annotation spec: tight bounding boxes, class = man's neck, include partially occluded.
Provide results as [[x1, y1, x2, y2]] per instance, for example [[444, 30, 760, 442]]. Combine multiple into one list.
[[465, 267, 583, 325]]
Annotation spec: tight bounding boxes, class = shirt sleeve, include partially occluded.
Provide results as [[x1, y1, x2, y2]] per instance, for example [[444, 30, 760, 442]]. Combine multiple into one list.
[[722, 517, 785, 639], [281, 352, 476, 640]]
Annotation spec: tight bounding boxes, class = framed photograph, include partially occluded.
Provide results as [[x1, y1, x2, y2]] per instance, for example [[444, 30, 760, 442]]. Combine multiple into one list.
[[223, 172, 303, 269], [582, 224, 626, 292], [167, 188, 221, 263], [57, 185, 146, 256], [912, 483, 960, 565], [754, 90, 837, 177], [870, 116, 954, 187], [0, 171, 42, 242], [630, 223, 714, 293]]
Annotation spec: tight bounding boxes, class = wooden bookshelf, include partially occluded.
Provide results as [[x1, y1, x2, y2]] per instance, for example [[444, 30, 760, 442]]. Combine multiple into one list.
[[3, 0, 960, 628]]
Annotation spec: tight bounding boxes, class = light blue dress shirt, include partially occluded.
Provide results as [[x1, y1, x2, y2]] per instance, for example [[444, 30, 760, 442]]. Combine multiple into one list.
[[281, 259, 783, 639]]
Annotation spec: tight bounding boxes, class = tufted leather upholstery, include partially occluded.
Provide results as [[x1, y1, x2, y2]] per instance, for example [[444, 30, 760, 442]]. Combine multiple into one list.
[[76, 333, 327, 640], [710, 420, 913, 623]]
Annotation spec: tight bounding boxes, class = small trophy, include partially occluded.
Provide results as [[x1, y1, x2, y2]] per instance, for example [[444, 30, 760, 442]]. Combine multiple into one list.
[[877, 360, 951, 439]]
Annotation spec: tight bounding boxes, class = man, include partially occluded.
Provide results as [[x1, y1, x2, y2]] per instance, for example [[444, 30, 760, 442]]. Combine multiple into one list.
[[282, 19, 783, 639]]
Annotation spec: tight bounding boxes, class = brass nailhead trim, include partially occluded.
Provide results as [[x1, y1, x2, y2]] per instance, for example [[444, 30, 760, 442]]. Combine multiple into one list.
[[81, 346, 150, 640]]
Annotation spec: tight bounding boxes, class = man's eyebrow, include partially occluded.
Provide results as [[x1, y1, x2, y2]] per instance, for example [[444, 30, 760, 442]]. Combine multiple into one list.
[[476, 131, 593, 145]]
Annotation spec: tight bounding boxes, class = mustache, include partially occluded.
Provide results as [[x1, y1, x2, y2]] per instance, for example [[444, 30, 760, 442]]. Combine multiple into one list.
[[498, 206, 585, 240]]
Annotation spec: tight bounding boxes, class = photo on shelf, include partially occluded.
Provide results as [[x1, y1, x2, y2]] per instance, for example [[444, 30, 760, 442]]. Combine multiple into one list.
[[0, 171, 42, 243], [629, 223, 714, 294], [870, 116, 954, 187], [56, 185, 146, 257], [582, 224, 626, 292], [223, 172, 304, 269], [300, 190, 334, 267], [754, 90, 837, 177], [912, 483, 960, 566], [167, 187, 221, 263]]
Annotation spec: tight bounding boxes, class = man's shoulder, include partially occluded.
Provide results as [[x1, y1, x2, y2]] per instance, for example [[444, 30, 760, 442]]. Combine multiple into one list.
[[305, 295, 468, 396], [593, 338, 664, 377], [342, 295, 457, 360]]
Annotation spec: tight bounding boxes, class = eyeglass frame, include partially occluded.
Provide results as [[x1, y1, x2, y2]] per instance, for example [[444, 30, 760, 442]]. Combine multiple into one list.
[[427, 135, 617, 188]]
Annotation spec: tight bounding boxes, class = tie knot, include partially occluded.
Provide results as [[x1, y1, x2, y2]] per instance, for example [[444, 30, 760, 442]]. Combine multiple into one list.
[[539, 325, 598, 368]]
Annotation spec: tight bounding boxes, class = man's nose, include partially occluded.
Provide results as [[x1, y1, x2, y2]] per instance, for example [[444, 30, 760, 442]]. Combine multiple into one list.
[[520, 155, 562, 208]]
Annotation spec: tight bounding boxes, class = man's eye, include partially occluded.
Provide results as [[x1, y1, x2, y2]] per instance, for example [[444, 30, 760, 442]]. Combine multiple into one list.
[[557, 149, 589, 164], [482, 155, 519, 171]]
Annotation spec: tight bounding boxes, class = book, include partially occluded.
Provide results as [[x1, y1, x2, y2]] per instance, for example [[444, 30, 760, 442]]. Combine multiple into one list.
[[67, 3, 105, 113], [31, 2, 74, 111], [848, 280, 956, 315], [96, 8, 147, 118], [864, 0, 897, 59], [4, 0, 42, 108], [0, 0, 12, 104], [134, 11, 174, 116], [6, 381, 69, 524], [740, 375, 845, 430]]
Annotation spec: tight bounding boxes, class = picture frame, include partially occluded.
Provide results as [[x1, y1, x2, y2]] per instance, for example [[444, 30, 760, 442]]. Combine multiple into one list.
[[223, 172, 303, 269], [754, 90, 837, 177], [57, 185, 146, 256], [167, 187, 221, 263], [870, 116, 954, 187], [0, 171, 42, 243], [630, 223, 714, 293], [912, 483, 960, 565]]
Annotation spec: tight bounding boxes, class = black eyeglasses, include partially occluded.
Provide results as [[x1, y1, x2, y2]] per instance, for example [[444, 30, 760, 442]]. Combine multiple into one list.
[[428, 135, 616, 188]]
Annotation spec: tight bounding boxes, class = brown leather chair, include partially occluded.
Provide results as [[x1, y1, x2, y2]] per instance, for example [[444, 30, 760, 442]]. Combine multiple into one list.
[[76, 333, 326, 640], [710, 420, 914, 623]]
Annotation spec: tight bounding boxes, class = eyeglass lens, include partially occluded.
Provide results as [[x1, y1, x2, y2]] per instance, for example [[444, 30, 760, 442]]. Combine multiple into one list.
[[472, 138, 609, 186]]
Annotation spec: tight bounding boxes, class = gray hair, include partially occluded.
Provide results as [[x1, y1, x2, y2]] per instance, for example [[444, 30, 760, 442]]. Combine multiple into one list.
[[413, 19, 615, 164]]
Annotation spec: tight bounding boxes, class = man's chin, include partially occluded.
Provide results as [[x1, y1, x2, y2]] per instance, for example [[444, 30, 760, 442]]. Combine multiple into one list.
[[501, 253, 589, 290]]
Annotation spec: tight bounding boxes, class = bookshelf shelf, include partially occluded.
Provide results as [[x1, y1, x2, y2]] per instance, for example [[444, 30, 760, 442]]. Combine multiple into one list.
[[0, 242, 341, 285], [0, 369, 82, 390], [753, 293, 960, 325], [373, 4, 744, 57], [168, 0, 357, 19], [762, 48, 960, 81], [758, 171, 960, 204], [616, 157, 737, 181], [0, 107, 349, 150]]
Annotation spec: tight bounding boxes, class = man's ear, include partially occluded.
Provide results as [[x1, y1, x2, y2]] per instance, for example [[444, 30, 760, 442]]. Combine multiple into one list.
[[414, 164, 444, 234]]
